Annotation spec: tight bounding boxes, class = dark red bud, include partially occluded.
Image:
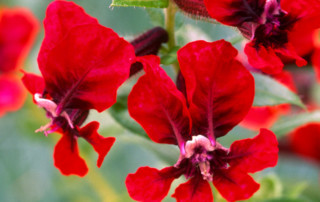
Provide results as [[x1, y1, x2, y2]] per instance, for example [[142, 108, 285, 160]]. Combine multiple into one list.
[[130, 27, 169, 76], [173, 0, 212, 20]]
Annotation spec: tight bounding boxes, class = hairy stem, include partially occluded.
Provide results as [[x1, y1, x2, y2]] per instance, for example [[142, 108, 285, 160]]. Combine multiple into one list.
[[165, 0, 180, 73]]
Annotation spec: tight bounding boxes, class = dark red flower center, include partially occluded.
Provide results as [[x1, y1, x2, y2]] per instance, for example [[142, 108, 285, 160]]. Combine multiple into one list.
[[251, 0, 298, 48], [34, 93, 88, 135]]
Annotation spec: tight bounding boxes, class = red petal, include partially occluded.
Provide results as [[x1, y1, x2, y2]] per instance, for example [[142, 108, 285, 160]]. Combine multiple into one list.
[[178, 40, 254, 139], [283, 0, 320, 56], [38, 0, 98, 68], [40, 24, 134, 112], [78, 121, 115, 167], [274, 44, 307, 67], [126, 166, 180, 202], [0, 75, 27, 117], [289, 123, 320, 163], [128, 56, 191, 146], [245, 42, 284, 75], [0, 8, 39, 73], [21, 71, 45, 95], [228, 128, 278, 173], [53, 131, 88, 177], [240, 106, 282, 130], [204, 0, 266, 26], [213, 168, 260, 201], [172, 177, 213, 202]]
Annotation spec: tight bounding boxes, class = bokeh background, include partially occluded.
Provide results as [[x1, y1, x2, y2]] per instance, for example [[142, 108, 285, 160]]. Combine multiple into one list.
[[1, 0, 320, 201]]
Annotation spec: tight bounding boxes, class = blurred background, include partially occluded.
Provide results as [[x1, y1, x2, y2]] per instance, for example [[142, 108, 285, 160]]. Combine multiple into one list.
[[0, 0, 320, 201]]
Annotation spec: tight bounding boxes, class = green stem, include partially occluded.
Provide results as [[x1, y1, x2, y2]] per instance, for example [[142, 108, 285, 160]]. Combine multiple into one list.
[[229, 35, 244, 45], [165, 0, 180, 73]]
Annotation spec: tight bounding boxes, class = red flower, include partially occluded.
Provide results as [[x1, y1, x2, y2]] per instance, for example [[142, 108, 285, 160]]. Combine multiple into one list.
[[0, 7, 39, 73], [22, 1, 135, 176], [126, 40, 278, 201], [0, 75, 27, 116], [288, 123, 320, 164], [0, 8, 39, 116], [204, 0, 320, 75]]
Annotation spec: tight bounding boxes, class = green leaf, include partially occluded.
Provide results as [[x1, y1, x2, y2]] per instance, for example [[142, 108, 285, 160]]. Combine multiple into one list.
[[253, 73, 306, 109], [271, 110, 320, 138], [146, 8, 164, 26], [160, 46, 180, 65], [111, 0, 168, 8], [108, 95, 148, 139]]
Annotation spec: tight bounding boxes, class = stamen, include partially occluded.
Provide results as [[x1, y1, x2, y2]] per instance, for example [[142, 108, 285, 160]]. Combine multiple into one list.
[[34, 93, 74, 133], [34, 93, 57, 116], [185, 135, 214, 158]]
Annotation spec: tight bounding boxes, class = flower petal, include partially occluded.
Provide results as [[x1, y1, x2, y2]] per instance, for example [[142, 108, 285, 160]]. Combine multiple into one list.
[[126, 166, 181, 202], [128, 56, 191, 146], [204, 0, 266, 26], [0, 75, 27, 117], [245, 42, 284, 75], [38, 0, 98, 68], [0, 8, 39, 73], [178, 40, 254, 140], [228, 128, 278, 173], [21, 72, 45, 95], [78, 121, 115, 168], [53, 131, 88, 177], [172, 176, 213, 202], [213, 168, 260, 201], [289, 123, 320, 163], [40, 23, 134, 112]]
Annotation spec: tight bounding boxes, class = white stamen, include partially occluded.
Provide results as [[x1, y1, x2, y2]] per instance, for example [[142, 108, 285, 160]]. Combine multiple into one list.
[[33, 93, 74, 133]]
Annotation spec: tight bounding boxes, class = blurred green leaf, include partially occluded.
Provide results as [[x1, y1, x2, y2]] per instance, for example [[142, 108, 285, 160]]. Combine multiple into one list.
[[108, 95, 148, 139], [271, 110, 320, 138], [263, 198, 305, 202], [161, 46, 180, 65], [146, 8, 165, 26], [253, 73, 306, 109], [111, 0, 168, 8]]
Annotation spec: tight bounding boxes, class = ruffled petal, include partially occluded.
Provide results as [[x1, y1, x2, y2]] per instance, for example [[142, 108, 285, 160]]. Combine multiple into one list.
[[53, 131, 88, 177], [274, 43, 307, 67], [0, 75, 27, 116], [78, 121, 115, 167], [128, 56, 191, 146], [204, 0, 266, 26], [38, 0, 98, 68], [228, 128, 278, 173], [178, 40, 254, 140], [172, 176, 213, 202], [245, 42, 284, 75], [0, 8, 39, 73], [40, 23, 134, 112], [126, 166, 181, 202], [21, 71, 45, 95], [213, 168, 260, 201]]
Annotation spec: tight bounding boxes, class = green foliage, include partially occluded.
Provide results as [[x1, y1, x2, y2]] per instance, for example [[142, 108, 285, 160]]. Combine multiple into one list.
[[161, 46, 180, 65], [253, 73, 305, 109], [272, 110, 320, 138], [111, 0, 168, 8], [108, 94, 148, 139]]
